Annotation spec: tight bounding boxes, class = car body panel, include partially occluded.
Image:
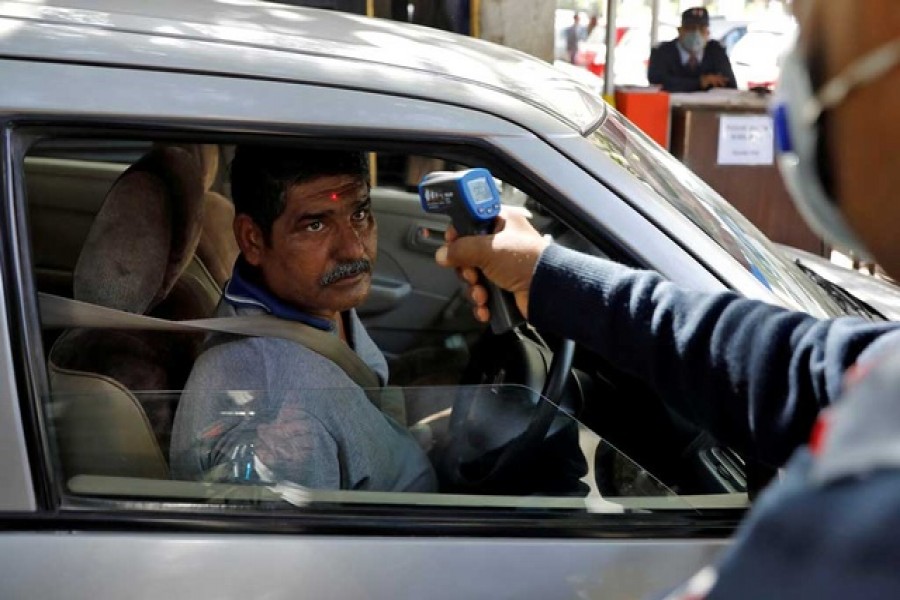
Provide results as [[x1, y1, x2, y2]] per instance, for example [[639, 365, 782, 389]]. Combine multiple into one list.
[[0, 1, 604, 134], [0, 241, 36, 511], [0, 533, 728, 599], [0, 59, 528, 139]]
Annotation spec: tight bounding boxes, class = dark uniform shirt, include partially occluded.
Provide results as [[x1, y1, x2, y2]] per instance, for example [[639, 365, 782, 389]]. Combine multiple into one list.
[[678, 334, 900, 599], [527, 244, 900, 598], [648, 38, 737, 92]]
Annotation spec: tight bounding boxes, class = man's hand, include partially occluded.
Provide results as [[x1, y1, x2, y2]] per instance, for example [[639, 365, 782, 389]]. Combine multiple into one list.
[[435, 208, 549, 323], [700, 73, 729, 89]]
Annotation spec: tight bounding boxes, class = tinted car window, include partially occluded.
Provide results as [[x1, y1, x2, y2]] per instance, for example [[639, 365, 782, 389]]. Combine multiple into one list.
[[26, 136, 715, 515]]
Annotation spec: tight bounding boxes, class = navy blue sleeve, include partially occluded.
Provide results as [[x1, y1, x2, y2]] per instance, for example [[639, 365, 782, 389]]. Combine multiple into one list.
[[705, 41, 737, 89], [528, 244, 899, 467]]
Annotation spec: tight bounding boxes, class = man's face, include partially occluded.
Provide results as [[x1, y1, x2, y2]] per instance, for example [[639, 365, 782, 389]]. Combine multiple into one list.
[[244, 173, 377, 320], [678, 25, 709, 49]]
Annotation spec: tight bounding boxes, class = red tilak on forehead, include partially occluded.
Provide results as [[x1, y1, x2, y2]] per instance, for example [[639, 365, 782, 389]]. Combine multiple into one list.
[[330, 192, 339, 201]]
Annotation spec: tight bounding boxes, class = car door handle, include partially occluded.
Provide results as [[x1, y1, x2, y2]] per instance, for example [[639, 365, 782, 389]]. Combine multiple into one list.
[[358, 275, 412, 316], [406, 223, 446, 253]]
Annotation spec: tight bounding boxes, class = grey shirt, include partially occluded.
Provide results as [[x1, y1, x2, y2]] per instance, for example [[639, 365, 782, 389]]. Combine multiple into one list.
[[170, 301, 437, 492]]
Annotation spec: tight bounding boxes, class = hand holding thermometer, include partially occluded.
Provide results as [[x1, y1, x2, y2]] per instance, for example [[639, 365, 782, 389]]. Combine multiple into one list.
[[419, 168, 524, 334]]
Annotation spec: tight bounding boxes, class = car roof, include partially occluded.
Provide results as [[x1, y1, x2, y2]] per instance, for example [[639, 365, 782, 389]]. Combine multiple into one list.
[[0, 0, 605, 133]]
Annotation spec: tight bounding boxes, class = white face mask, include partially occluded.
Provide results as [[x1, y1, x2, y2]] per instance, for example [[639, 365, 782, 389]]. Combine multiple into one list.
[[771, 38, 900, 259], [681, 31, 705, 54]]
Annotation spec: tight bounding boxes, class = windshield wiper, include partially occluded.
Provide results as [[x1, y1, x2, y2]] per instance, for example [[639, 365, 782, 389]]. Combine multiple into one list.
[[793, 260, 885, 321]]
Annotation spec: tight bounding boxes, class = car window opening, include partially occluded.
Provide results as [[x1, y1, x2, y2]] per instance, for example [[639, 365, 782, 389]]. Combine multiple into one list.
[[24, 134, 749, 515]]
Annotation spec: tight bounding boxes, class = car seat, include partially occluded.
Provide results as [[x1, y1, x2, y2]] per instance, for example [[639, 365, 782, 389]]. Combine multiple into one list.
[[47, 143, 236, 480]]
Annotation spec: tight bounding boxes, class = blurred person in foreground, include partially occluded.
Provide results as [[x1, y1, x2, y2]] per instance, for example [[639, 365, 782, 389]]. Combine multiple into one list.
[[648, 6, 737, 92], [437, 0, 900, 595]]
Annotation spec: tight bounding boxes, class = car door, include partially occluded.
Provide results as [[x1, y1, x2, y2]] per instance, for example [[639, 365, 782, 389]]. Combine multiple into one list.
[[0, 57, 746, 599]]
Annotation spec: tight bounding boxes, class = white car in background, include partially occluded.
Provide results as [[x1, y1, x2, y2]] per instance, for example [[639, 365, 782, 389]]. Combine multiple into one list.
[[731, 18, 797, 89]]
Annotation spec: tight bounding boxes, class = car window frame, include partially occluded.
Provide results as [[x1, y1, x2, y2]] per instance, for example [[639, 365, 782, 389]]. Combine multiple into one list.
[[0, 124, 40, 512], [5, 114, 748, 539]]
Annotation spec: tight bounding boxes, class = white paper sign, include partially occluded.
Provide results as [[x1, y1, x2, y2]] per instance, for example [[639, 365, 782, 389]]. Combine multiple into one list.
[[717, 115, 774, 166]]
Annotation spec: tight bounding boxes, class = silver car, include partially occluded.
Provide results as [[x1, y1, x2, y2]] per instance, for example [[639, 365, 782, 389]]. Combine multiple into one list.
[[0, 2, 885, 598]]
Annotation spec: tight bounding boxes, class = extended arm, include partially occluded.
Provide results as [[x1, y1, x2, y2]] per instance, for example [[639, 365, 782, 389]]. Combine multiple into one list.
[[529, 244, 897, 466], [709, 41, 738, 88]]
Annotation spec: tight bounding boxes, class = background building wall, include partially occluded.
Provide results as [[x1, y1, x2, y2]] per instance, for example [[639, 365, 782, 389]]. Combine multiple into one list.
[[478, 0, 556, 62]]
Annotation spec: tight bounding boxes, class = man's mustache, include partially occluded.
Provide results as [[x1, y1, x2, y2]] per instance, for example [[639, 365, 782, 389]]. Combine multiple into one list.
[[320, 259, 371, 286]]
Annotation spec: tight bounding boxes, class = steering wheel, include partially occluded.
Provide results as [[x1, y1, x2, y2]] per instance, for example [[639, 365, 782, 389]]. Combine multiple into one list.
[[436, 324, 584, 495]]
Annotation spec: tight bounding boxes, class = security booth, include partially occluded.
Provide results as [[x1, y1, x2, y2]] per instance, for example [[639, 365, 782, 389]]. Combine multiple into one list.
[[666, 92, 825, 256], [602, 0, 823, 256]]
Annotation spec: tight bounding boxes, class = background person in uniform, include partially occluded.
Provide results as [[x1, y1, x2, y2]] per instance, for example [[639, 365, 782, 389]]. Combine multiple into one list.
[[436, 0, 900, 594], [648, 7, 737, 92]]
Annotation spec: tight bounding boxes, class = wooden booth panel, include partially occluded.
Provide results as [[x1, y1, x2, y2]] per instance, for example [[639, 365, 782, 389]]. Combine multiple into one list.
[[670, 105, 825, 256]]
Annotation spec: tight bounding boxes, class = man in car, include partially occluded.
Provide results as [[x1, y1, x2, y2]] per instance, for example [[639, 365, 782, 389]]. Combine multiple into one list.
[[170, 145, 437, 492], [436, 0, 900, 593], [648, 7, 737, 92]]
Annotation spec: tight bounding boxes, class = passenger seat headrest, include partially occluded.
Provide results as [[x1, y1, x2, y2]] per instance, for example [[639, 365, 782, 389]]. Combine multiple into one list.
[[169, 143, 220, 193], [73, 146, 208, 314]]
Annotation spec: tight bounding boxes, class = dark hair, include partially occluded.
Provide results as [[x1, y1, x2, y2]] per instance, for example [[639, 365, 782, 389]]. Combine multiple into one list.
[[229, 145, 369, 239]]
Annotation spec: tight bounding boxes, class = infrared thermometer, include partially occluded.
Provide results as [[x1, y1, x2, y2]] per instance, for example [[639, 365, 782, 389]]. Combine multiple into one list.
[[418, 168, 501, 236], [419, 168, 524, 334]]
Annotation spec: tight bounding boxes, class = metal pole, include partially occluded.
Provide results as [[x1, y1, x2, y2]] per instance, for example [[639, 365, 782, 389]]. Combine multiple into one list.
[[650, 0, 661, 48], [602, 0, 617, 98], [470, 0, 481, 39]]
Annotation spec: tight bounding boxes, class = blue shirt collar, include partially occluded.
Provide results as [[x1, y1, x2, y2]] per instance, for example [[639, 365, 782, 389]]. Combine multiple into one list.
[[223, 256, 336, 332]]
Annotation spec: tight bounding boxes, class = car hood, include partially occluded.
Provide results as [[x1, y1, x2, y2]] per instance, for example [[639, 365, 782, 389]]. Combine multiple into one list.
[[779, 246, 900, 321]]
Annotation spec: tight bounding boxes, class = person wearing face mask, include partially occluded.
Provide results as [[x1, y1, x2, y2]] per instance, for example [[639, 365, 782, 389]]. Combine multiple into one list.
[[437, 0, 900, 594], [648, 7, 737, 92]]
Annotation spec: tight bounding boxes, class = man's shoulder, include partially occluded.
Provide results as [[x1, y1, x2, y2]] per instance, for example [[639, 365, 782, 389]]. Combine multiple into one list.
[[709, 346, 900, 595], [652, 39, 679, 54], [808, 344, 900, 485], [196, 334, 344, 370], [184, 335, 268, 390], [708, 448, 900, 598], [649, 39, 680, 64], [705, 39, 729, 56]]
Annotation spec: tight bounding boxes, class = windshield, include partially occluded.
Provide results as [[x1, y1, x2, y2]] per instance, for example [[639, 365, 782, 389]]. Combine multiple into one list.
[[54, 385, 703, 513], [589, 110, 840, 316]]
